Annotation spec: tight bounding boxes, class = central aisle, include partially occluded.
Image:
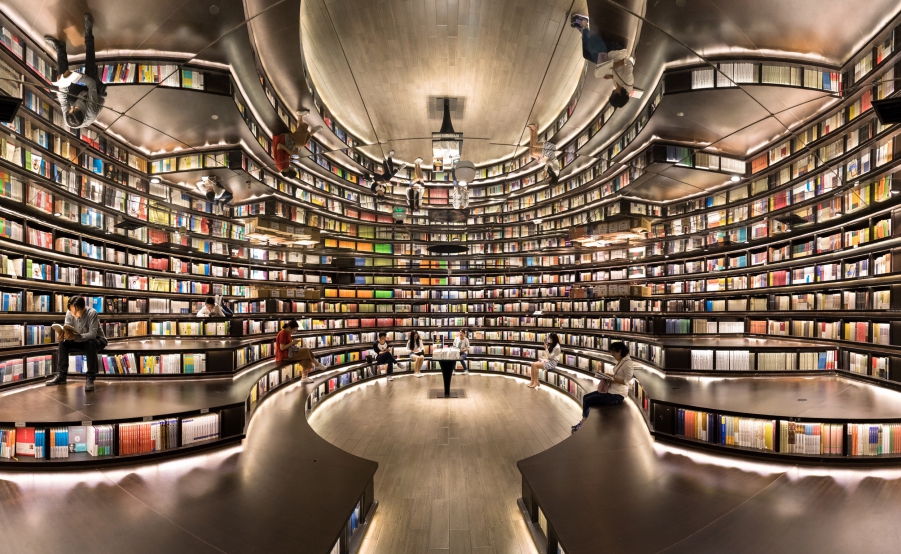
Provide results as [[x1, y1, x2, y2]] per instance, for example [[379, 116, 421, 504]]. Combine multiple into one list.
[[310, 373, 581, 554]]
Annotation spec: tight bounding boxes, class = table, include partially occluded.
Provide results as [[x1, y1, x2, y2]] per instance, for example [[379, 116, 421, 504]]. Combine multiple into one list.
[[432, 348, 461, 397]]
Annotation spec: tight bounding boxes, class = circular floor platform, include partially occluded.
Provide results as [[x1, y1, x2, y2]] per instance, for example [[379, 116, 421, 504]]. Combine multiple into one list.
[[309, 373, 579, 553]]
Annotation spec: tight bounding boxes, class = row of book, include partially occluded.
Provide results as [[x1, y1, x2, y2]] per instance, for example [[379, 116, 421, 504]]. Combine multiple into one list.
[[67, 353, 207, 375], [780, 422, 844, 455], [0, 417, 221, 459]]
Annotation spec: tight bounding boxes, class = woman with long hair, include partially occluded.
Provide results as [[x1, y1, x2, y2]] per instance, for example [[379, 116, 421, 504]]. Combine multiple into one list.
[[529, 332, 561, 388], [407, 330, 425, 377]]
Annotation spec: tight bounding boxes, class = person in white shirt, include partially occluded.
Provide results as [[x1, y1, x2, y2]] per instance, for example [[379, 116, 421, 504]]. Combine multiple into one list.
[[572, 342, 634, 433], [407, 330, 425, 377], [196, 296, 224, 317], [526, 124, 560, 184], [45, 14, 106, 129], [571, 14, 634, 108], [408, 157, 425, 211], [596, 49, 634, 108], [529, 333, 561, 388], [453, 329, 470, 374], [196, 176, 233, 207]]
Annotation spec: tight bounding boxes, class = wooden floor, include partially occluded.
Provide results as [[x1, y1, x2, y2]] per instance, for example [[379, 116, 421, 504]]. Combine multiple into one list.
[[309, 373, 581, 554]]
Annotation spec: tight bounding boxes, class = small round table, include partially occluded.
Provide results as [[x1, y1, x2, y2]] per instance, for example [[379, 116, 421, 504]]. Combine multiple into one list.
[[438, 360, 457, 396], [432, 348, 461, 397]]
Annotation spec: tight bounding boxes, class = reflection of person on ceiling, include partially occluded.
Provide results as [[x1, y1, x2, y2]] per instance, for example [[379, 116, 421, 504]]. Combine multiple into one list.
[[369, 150, 400, 197], [407, 157, 424, 211], [273, 109, 323, 178], [45, 14, 106, 129], [451, 167, 470, 210], [196, 175, 233, 207], [527, 124, 560, 185], [571, 14, 634, 108]]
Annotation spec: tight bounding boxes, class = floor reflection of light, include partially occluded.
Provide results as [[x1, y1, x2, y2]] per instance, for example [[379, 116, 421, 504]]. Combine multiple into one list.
[[0, 444, 243, 492], [651, 441, 792, 476], [0, 382, 46, 397]]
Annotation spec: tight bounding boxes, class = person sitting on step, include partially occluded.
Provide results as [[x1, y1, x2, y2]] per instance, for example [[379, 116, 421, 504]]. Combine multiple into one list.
[[273, 109, 323, 179], [571, 13, 634, 108], [373, 331, 404, 381], [47, 295, 108, 392], [572, 341, 634, 433]]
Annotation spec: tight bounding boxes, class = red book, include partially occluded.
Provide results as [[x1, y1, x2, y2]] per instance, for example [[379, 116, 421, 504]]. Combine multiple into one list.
[[16, 427, 35, 457]]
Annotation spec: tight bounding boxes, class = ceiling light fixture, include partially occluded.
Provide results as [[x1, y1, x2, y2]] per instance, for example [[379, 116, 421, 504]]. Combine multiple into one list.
[[150, 177, 161, 184], [730, 175, 740, 182], [53, 212, 61, 217], [211, 115, 219, 120]]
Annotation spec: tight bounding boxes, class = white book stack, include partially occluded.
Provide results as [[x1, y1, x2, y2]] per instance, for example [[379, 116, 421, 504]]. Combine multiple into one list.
[[719, 321, 744, 333], [848, 352, 868, 375], [148, 182, 169, 199], [0, 324, 23, 348], [182, 413, 220, 446], [874, 323, 891, 345], [804, 68, 822, 89], [162, 354, 181, 374], [692, 68, 715, 89], [149, 298, 168, 313], [691, 349, 714, 370], [759, 352, 797, 371]]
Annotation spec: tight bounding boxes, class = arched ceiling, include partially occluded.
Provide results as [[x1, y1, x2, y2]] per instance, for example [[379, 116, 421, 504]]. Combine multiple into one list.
[[3, 0, 900, 177], [300, 0, 588, 166]]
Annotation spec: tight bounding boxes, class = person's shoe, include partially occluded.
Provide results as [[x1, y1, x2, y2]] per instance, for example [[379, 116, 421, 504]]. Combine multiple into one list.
[[387, 150, 395, 157], [43, 35, 64, 51], [302, 377, 314, 383], [414, 157, 423, 164], [296, 109, 310, 118], [464, 370, 469, 375], [571, 423, 582, 434], [387, 376, 394, 381], [83, 13, 94, 36], [84, 379, 95, 392], [45, 374, 67, 386], [310, 125, 323, 134], [415, 373, 423, 378], [570, 14, 588, 29]]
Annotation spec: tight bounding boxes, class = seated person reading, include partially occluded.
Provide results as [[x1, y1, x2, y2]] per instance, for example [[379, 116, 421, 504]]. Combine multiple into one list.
[[47, 295, 108, 391], [196, 296, 224, 317]]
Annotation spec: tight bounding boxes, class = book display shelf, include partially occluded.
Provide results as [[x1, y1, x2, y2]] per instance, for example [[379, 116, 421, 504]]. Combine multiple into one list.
[[0, 0, 899, 474]]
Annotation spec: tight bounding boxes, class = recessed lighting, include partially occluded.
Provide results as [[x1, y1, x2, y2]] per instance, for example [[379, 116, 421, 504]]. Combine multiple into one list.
[[211, 115, 219, 120], [53, 212, 61, 217], [210, 5, 219, 14], [150, 177, 161, 184], [892, 189, 900, 195], [730, 175, 740, 182], [677, 112, 684, 117], [834, 212, 842, 217]]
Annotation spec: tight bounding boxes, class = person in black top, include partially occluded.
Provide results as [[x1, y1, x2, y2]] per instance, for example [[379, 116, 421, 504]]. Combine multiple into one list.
[[369, 151, 400, 197], [373, 331, 401, 381]]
